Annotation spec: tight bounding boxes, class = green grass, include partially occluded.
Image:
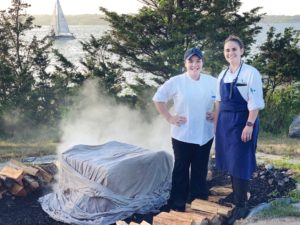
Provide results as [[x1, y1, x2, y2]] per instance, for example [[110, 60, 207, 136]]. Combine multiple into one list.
[[256, 201, 300, 218], [0, 141, 57, 163], [268, 159, 300, 172], [0, 133, 299, 166], [258, 133, 300, 156], [289, 189, 300, 202]]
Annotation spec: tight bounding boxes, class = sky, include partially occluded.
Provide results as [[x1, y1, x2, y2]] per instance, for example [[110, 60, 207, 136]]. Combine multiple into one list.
[[0, 0, 299, 15]]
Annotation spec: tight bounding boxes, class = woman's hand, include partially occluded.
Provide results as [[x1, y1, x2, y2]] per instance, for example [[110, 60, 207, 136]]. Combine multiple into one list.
[[241, 126, 253, 142], [206, 112, 214, 121], [167, 115, 187, 126]]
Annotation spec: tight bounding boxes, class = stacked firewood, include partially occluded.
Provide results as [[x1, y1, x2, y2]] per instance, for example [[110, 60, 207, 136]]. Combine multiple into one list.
[[0, 159, 55, 199], [152, 199, 233, 225], [117, 186, 234, 225]]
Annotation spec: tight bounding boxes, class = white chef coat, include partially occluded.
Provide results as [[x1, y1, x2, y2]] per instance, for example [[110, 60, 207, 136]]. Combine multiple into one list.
[[216, 63, 265, 111], [153, 73, 217, 145]]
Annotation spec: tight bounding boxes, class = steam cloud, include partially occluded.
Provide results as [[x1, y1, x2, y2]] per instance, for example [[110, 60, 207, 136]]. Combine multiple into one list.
[[57, 79, 171, 154]]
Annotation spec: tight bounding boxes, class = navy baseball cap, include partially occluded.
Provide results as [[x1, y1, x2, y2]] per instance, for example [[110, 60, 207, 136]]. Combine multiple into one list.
[[184, 47, 203, 60]]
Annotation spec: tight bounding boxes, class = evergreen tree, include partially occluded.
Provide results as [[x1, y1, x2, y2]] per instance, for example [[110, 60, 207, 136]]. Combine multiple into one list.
[[99, 0, 262, 80], [0, 0, 77, 138], [80, 35, 126, 98], [250, 27, 300, 96], [249, 27, 300, 134], [81, 0, 263, 109]]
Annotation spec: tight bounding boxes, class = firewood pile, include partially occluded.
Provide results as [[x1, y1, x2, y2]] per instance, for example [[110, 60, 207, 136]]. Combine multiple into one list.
[[0, 159, 56, 199], [117, 186, 234, 225]]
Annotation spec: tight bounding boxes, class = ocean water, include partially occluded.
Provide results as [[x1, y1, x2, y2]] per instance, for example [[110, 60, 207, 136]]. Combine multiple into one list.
[[26, 25, 109, 68], [26, 23, 300, 67]]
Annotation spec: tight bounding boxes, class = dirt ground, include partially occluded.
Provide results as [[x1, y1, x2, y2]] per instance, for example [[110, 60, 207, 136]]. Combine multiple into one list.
[[0, 188, 159, 225], [0, 190, 68, 225]]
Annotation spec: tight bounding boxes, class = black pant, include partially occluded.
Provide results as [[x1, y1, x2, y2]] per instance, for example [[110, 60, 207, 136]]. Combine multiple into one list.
[[231, 176, 249, 207], [169, 138, 213, 211]]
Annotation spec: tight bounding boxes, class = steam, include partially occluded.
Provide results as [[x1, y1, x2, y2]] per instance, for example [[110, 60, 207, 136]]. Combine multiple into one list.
[[57, 79, 171, 154]]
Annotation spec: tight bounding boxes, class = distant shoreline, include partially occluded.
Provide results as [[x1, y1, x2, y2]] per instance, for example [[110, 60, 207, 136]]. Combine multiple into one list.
[[33, 14, 109, 26], [261, 15, 300, 23], [32, 14, 300, 26]]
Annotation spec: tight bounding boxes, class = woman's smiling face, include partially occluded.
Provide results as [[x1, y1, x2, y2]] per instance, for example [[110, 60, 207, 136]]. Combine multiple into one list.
[[185, 55, 203, 78], [224, 40, 244, 65]]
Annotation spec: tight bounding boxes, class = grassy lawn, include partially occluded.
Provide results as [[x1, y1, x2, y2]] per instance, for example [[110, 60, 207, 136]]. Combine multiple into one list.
[[0, 133, 299, 163], [258, 133, 300, 156], [0, 141, 57, 163], [256, 200, 300, 218]]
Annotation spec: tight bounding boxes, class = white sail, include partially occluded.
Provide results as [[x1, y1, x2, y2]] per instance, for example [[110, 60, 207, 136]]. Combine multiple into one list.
[[50, 0, 75, 39]]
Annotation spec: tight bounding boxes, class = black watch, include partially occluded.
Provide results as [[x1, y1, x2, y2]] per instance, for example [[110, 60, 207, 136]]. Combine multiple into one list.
[[246, 121, 254, 127]]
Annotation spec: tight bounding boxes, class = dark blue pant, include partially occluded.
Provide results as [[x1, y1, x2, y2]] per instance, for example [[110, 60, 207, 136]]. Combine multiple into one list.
[[231, 176, 249, 207], [169, 138, 213, 211]]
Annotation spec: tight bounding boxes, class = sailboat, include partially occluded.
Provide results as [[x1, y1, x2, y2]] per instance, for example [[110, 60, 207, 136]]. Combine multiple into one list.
[[50, 0, 75, 39]]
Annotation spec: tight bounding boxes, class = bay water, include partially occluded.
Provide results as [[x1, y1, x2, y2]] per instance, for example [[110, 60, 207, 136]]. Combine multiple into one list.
[[26, 23, 300, 68]]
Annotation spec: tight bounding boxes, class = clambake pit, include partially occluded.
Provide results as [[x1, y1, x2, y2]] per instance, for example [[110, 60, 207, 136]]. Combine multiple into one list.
[[39, 141, 173, 225]]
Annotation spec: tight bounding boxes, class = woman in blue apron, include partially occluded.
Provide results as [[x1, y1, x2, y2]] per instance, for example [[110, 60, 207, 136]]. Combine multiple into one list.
[[215, 35, 265, 223]]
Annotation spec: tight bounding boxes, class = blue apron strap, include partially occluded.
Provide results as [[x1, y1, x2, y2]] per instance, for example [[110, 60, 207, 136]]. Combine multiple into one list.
[[229, 62, 244, 99]]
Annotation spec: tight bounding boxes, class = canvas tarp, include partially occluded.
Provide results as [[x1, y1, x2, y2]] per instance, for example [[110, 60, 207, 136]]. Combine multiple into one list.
[[39, 141, 173, 225]]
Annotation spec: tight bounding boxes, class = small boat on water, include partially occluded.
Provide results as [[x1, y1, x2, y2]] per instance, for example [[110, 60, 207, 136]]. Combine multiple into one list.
[[50, 0, 75, 39]]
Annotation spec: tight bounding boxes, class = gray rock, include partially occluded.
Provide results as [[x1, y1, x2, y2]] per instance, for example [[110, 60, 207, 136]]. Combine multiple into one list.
[[292, 202, 300, 210], [247, 198, 293, 219], [247, 202, 271, 218], [289, 115, 300, 138], [265, 164, 273, 170]]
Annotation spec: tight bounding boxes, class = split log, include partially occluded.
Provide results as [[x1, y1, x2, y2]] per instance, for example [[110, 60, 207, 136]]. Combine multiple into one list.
[[140, 221, 151, 225], [209, 214, 223, 225], [0, 166, 24, 184], [153, 212, 192, 225], [169, 210, 209, 225], [208, 195, 226, 203], [33, 165, 53, 183], [9, 159, 39, 177], [209, 186, 232, 196], [0, 175, 15, 188], [129, 222, 140, 225], [185, 205, 214, 220], [185, 207, 222, 224], [9, 182, 27, 196], [191, 199, 233, 217], [116, 221, 128, 225], [23, 175, 39, 190]]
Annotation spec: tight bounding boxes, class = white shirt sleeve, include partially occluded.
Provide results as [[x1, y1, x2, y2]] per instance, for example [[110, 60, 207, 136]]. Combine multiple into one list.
[[215, 71, 224, 102], [152, 77, 177, 102], [247, 68, 265, 111]]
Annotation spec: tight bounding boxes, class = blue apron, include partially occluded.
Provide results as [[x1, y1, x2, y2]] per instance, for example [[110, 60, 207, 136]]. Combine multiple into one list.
[[215, 65, 259, 180]]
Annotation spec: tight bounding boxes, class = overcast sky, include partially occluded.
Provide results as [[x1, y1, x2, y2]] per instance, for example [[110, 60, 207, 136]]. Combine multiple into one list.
[[0, 0, 299, 15]]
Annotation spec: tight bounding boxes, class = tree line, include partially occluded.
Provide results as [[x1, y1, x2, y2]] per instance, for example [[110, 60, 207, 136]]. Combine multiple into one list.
[[0, 0, 299, 141]]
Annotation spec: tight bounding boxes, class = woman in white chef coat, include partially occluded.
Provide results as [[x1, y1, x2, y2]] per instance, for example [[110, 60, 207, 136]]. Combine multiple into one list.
[[153, 47, 217, 212]]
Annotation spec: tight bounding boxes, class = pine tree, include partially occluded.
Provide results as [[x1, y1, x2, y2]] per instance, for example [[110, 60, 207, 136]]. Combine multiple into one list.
[[0, 0, 63, 137], [81, 0, 263, 109]]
